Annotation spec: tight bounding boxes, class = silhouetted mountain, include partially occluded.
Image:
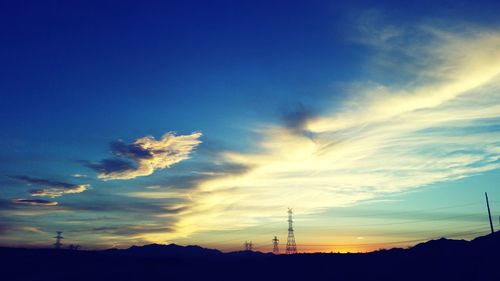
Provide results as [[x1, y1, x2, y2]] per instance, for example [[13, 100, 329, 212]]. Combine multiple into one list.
[[104, 243, 223, 258], [410, 237, 469, 254], [1, 232, 499, 281], [470, 229, 500, 249], [101, 243, 275, 259], [224, 250, 274, 258]]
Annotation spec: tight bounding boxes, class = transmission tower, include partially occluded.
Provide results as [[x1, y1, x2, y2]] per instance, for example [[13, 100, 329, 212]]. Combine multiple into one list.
[[286, 208, 297, 254], [53, 231, 64, 249], [244, 241, 253, 251], [272, 236, 280, 254]]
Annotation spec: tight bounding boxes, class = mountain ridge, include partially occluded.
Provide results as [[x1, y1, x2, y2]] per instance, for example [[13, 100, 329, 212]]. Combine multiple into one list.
[[1, 232, 499, 281], [2, 231, 499, 258]]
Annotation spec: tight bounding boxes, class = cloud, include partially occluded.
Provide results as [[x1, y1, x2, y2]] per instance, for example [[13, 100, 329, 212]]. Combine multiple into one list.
[[153, 25, 500, 242], [20, 226, 46, 234], [85, 159, 137, 176], [0, 222, 47, 237], [88, 132, 202, 180], [130, 161, 250, 192], [12, 199, 58, 206], [282, 102, 315, 135], [1, 195, 185, 245], [11, 176, 89, 198], [66, 198, 181, 214], [57, 199, 184, 244], [349, 9, 404, 49], [91, 225, 174, 236], [307, 26, 500, 133]]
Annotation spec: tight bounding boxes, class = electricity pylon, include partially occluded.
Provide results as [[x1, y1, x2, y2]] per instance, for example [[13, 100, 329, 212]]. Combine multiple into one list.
[[272, 236, 280, 254], [286, 208, 297, 254], [54, 231, 64, 249], [244, 241, 253, 251]]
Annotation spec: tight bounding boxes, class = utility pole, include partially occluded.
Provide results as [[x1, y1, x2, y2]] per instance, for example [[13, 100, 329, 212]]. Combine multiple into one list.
[[485, 192, 494, 234], [54, 231, 64, 249], [286, 208, 297, 254], [272, 236, 280, 254]]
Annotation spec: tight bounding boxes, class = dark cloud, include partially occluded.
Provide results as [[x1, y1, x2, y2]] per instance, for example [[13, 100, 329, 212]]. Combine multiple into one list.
[[84, 158, 137, 175], [111, 141, 153, 160], [196, 137, 244, 156], [10, 175, 88, 198], [90, 225, 174, 236], [62, 193, 185, 214], [283, 103, 312, 129], [0, 198, 55, 210], [84, 132, 202, 180], [141, 161, 251, 190], [282, 103, 315, 136], [68, 201, 166, 213], [12, 198, 58, 206], [60, 202, 181, 237], [10, 176, 74, 188]]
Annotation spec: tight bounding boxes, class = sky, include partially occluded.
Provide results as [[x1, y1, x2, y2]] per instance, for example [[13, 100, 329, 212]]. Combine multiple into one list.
[[2, 0, 500, 253]]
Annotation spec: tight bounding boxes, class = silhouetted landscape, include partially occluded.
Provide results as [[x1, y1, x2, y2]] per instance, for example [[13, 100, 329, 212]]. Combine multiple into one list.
[[2, 2, 500, 281], [1, 231, 499, 281]]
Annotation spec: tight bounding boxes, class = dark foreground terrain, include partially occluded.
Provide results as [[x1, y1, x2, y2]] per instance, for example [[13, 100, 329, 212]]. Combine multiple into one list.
[[1, 232, 499, 281]]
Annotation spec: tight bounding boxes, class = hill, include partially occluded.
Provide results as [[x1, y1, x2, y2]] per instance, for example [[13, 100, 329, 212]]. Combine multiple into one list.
[[1, 232, 499, 281]]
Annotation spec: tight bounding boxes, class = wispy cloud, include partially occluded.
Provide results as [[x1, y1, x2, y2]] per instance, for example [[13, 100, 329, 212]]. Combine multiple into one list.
[[91, 224, 174, 236], [87, 132, 202, 180], [10, 176, 89, 198], [12, 199, 58, 206], [155, 25, 500, 242]]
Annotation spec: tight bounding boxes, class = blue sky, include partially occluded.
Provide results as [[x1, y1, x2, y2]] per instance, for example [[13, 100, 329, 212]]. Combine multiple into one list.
[[2, 0, 500, 252]]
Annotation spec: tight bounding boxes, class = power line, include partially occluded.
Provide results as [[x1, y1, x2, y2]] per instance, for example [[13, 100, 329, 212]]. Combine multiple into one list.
[[199, 212, 487, 250], [254, 222, 486, 248], [324, 202, 484, 220], [197, 215, 487, 251], [207, 227, 490, 252], [209, 201, 487, 237], [259, 227, 490, 250], [184, 200, 494, 252], [196, 201, 485, 242], [201, 227, 283, 246], [295, 227, 490, 248], [241, 225, 491, 252]]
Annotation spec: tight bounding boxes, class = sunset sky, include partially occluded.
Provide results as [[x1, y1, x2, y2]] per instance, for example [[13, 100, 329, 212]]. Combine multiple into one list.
[[2, 0, 500, 253]]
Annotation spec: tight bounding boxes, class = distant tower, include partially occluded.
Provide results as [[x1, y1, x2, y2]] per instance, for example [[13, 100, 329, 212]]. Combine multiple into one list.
[[272, 236, 280, 254], [286, 208, 297, 254], [244, 241, 253, 251], [54, 231, 64, 249]]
